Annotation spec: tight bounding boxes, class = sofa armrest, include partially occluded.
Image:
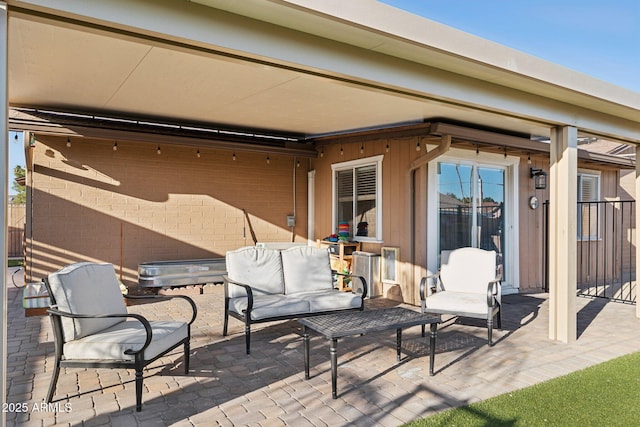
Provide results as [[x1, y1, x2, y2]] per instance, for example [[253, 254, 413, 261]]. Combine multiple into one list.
[[125, 294, 197, 325], [486, 273, 503, 307], [223, 275, 255, 313], [46, 307, 153, 355], [337, 272, 367, 300]]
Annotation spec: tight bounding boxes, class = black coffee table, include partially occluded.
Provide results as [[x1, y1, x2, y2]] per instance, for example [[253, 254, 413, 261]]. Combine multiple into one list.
[[299, 307, 441, 398]]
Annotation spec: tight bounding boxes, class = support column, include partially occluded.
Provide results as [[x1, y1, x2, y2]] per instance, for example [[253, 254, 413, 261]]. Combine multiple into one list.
[[548, 126, 577, 343], [635, 145, 640, 318], [0, 2, 8, 423]]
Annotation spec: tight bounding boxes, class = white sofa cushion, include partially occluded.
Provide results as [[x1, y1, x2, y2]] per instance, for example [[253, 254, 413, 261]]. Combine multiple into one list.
[[63, 320, 188, 361], [424, 291, 489, 317], [228, 295, 309, 320], [226, 247, 284, 297], [440, 248, 496, 294], [291, 290, 362, 313], [47, 262, 127, 340], [281, 246, 333, 294]]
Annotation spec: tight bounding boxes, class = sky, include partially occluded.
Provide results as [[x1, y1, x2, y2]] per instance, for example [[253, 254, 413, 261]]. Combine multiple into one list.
[[6, 1, 640, 194], [381, 0, 640, 93]]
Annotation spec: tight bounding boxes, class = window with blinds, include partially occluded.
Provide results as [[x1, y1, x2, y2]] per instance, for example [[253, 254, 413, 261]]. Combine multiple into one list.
[[577, 172, 600, 240], [332, 156, 382, 241]]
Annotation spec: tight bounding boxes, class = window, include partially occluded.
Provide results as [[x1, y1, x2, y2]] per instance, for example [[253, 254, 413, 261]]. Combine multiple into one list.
[[332, 155, 383, 241], [577, 171, 600, 240]]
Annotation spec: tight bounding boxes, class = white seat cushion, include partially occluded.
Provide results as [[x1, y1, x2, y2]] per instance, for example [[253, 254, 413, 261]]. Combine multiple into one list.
[[228, 295, 309, 320], [291, 290, 362, 312], [424, 291, 490, 318], [63, 319, 188, 361], [226, 247, 284, 297], [281, 246, 333, 294], [47, 263, 127, 340]]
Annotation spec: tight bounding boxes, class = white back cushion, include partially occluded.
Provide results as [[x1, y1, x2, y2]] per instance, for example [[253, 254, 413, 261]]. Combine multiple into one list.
[[47, 262, 127, 340], [439, 248, 496, 293], [281, 246, 333, 294], [225, 247, 284, 296]]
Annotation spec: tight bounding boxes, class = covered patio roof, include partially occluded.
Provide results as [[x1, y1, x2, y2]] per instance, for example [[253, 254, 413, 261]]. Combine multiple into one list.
[[6, 0, 640, 145]]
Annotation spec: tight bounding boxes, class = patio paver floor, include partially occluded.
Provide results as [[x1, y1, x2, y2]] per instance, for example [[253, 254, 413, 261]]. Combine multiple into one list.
[[5, 268, 640, 426]]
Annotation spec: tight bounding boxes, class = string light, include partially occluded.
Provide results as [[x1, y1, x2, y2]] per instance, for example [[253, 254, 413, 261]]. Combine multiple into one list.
[[320, 148, 324, 157], [66, 137, 71, 148], [232, 152, 236, 161], [416, 141, 421, 151], [340, 145, 344, 156], [296, 159, 300, 167], [476, 144, 479, 155], [196, 148, 201, 158], [527, 153, 532, 165], [504, 147, 507, 158], [386, 143, 390, 152], [112, 142, 118, 151], [157, 145, 161, 155], [266, 156, 270, 164], [360, 144, 364, 154]]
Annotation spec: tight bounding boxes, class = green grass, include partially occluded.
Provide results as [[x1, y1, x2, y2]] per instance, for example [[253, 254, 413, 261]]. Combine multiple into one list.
[[405, 352, 640, 427]]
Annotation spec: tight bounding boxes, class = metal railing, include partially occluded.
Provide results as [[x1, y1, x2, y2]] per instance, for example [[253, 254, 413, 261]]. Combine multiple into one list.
[[543, 200, 636, 303]]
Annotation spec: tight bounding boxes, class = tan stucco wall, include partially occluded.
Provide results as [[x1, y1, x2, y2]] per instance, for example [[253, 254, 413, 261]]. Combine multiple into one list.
[[25, 135, 308, 286]]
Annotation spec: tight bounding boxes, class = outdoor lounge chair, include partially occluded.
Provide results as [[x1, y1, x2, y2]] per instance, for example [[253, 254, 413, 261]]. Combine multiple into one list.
[[43, 262, 197, 412], [419, 247, 502, 346]]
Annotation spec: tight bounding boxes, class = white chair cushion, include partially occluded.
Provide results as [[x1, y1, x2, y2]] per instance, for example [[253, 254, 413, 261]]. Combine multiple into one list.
[[226, 247, 284, 297], [424, 291, 489, 317], [47, 263, 127, 340], [63, 320, 188, 361], [228, 295, 309, 320], [440, 248, 496, 294], [281, 246, 333, 294], [290, 290, 362, 312]]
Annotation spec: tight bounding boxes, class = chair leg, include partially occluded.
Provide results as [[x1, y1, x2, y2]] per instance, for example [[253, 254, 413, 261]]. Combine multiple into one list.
[[223, 305, 229, 336], [184, 340, 190, 374], [135, 368, 144, 412], [497, 306, 503, 330], [487, 318, 494, 347], [45, 358, 61, 403], [245, 324, 251, 354], [421, 324, 426, 337]]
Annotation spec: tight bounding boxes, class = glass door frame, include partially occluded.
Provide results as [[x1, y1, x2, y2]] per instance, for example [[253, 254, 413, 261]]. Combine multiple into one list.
[[427, 148, 520, 293]]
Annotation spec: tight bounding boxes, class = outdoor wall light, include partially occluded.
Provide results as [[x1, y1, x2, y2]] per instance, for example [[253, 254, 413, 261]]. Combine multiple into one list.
[[530, 168, 547, 190]]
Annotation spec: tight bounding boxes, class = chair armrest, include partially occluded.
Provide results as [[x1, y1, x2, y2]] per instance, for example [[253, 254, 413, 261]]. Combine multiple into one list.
[[125, 294, 198, 325], [46, 307, 153, 356], [486, 273, 503, 307], [419, 272, 440, 300], [336, 272, 368, 299], [223, 275, 255, 313]]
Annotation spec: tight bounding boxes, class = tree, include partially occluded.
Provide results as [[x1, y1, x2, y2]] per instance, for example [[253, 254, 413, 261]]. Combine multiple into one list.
[[11, 165, 26, 204]]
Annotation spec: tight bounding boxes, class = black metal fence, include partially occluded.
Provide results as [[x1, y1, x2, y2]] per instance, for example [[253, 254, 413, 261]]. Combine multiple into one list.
[[543, 200, 636, 304]]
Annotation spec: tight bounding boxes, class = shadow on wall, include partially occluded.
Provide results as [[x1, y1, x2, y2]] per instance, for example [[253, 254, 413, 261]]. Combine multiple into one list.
[[27, 136, 309, 284]]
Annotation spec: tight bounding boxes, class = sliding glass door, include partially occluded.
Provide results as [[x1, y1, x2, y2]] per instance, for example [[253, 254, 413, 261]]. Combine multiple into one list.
[[437, 162, 505, 271]]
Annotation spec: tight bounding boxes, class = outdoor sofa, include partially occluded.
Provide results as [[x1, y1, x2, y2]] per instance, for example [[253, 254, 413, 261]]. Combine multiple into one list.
[[223, 245, 367, 353]]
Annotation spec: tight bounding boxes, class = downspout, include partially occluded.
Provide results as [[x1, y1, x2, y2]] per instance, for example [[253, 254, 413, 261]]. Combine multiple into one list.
[[408, 134, 451, 304]]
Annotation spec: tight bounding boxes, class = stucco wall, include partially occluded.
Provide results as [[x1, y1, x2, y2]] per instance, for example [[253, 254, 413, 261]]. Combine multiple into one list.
[[25, 135, 308, 286]]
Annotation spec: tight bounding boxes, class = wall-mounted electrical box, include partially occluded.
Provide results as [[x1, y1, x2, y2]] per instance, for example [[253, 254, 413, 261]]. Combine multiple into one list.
[[286, 215, 295, 227]]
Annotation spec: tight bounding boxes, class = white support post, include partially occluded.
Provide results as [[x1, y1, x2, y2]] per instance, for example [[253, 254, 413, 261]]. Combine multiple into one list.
[[636, 145, 640, 318], [548, 126, 577, 343], [0, 2, 8, 423]]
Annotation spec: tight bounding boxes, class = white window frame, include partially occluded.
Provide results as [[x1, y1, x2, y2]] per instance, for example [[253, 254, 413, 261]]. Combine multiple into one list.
[[577, 169, 601, 240], [331, 155, 383, 242]]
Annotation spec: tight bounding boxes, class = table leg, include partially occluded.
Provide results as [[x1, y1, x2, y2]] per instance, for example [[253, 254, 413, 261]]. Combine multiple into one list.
[[429, 322, 437, 376], [396, 328, 402, 361], [303, 325, 310, 380], [331, 338, 338, 399]]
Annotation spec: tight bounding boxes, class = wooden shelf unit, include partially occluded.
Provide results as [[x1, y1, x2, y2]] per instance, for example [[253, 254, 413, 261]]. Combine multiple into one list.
[[317, 240, 361, 291]]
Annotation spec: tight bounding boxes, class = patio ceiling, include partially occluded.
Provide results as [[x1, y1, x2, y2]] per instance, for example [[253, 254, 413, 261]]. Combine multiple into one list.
[[6, 0, 640, 146]]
